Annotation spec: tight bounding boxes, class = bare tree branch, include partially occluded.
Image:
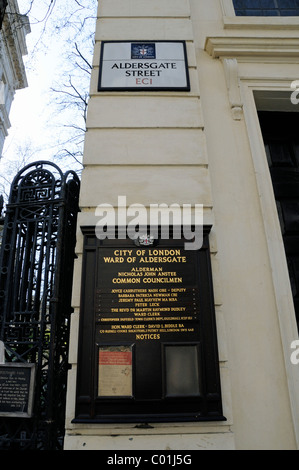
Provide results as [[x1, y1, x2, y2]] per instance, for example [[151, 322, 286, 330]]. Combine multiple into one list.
[[74, 42, 92, 71], [2, 0, 96, 177]]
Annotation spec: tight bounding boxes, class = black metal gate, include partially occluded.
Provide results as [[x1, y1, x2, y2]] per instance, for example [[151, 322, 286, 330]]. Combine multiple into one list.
[[0, 161, 80, 450]]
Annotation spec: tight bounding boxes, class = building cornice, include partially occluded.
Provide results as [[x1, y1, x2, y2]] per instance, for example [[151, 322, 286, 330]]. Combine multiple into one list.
[[205, 36, 299, 61]]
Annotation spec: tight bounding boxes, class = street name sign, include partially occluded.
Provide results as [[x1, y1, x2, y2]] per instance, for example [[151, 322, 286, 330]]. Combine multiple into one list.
[[98, 41, 190, 91]]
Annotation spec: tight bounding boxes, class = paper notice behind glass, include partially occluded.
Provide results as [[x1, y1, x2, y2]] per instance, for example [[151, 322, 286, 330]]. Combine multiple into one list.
[[98, 346, 132, 397]]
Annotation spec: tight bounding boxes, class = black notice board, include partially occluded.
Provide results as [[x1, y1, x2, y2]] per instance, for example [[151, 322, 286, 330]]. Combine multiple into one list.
[[0, 363, 36, 417], [74, 227, 225, 423]]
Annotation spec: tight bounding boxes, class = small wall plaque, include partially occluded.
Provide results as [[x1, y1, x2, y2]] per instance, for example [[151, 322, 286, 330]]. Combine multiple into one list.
[[0, 363, 36, 418]]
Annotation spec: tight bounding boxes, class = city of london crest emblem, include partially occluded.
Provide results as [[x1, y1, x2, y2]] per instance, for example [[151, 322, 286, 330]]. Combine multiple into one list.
[[131, 43, 156, 59], [134, 234, 155, 246]]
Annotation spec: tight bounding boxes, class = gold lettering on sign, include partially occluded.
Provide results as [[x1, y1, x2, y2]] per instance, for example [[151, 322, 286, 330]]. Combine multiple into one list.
[[97, 248, 198, 340]]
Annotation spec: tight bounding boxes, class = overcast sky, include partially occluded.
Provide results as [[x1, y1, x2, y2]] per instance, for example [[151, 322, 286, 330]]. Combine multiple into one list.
[[3, 20, 62, 159], [0, 0, 96, 197]]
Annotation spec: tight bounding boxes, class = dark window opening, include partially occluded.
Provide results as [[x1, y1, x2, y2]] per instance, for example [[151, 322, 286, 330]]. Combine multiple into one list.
[[258, 111, 299, 332], [233, 0, 299, 16], [0, 0, 7, 29]]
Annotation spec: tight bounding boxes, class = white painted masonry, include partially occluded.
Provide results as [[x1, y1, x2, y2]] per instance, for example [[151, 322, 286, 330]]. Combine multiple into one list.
[[64, 0, 299, 450]]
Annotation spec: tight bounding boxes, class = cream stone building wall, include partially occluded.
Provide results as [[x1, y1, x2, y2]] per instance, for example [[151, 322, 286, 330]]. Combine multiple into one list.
[[64, 0, 299, 450]]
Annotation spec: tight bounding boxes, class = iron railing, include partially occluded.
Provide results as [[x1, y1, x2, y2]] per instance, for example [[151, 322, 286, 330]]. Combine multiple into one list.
[[0, 161, 80, 449]]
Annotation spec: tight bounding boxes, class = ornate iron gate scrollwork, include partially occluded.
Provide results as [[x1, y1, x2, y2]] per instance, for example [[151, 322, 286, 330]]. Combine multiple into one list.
[[0, 161, 80, 450]]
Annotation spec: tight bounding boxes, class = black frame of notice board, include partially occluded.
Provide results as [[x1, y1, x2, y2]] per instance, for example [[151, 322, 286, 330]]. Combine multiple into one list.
[[73, 226, 225, 424]]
